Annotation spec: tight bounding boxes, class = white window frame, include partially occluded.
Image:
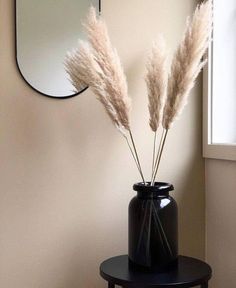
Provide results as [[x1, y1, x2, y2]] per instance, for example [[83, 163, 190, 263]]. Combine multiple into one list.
[[203, 1, 236, 161]]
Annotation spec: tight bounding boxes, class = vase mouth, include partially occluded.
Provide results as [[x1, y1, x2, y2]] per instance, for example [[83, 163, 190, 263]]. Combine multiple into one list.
[[133, 182, 174, 194]]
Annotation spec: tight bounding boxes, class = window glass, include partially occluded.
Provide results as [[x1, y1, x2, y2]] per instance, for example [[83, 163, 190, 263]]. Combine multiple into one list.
[[212, 0, 236, 144]]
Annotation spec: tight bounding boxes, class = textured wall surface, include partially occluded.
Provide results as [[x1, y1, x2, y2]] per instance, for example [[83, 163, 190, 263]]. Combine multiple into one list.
[[206, 159, 236, 288], [0, 0, 204, 287]]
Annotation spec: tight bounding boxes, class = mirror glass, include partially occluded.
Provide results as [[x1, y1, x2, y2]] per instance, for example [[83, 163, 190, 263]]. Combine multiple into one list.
[[16, 0, 101, 98]]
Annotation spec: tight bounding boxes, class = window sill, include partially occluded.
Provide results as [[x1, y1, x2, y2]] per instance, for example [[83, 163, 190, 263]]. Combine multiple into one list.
[[203, 143, 236, 161]]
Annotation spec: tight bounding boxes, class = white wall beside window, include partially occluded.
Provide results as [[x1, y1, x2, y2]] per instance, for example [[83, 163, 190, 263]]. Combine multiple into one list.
[[203, 0, 236, 161]]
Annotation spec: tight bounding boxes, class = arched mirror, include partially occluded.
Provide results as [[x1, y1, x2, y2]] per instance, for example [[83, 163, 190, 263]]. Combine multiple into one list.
[[15, 0, 101, 99]]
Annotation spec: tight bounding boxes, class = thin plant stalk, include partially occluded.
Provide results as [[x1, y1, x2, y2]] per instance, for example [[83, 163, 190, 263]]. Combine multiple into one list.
[[151, 131, 157, 179], [151, 129, 169, 186], [152, 201, 173, 256], [136, 200, 149, 253], [146, 200, 152, 263], [129, 130, 146, 184], [151, 201, 166, 251], [151, 128, 165, 183], [124, 135, 143, 180]]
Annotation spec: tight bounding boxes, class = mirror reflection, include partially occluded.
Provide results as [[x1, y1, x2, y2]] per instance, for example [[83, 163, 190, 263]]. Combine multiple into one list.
[[16, 0, 100, 98]]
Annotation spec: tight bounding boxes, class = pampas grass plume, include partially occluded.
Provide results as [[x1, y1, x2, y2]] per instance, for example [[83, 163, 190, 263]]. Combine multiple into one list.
[[146, 35, 168, 132], [162, 0, 212, 129], [65, 6, 131, 136]]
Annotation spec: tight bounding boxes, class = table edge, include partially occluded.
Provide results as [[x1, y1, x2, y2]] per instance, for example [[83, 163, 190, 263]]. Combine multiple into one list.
[[99, 255, 212, 287]]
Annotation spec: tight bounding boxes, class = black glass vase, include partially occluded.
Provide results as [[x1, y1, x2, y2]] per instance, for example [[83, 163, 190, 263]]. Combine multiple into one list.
[[128, 182, 178, 271]]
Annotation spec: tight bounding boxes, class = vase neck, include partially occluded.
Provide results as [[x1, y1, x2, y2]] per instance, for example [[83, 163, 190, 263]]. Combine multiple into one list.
[[137, 190, 169, 199], [133, 182, 174, 199]]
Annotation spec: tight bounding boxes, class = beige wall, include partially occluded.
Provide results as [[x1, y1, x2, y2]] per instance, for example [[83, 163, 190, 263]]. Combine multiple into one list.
[[0, 0, 204, 287], [206, 159, 236, 288]]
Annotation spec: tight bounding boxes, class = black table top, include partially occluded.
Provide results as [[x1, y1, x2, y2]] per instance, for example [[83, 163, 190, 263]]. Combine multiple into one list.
[[100, 255, 212, 288]]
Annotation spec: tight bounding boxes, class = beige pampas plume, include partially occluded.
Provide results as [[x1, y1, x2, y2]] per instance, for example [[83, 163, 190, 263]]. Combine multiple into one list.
[[146, 35, 168, 179], [65, 6, 131, 135], [64, 42, 92, 92], [146, 35, 168, 132], [162, 0, 212, 130], [65, 40, 121, 131]]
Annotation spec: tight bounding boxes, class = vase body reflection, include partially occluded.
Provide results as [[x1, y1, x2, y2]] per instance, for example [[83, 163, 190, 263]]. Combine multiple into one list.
[[128, 182, 178, 271]]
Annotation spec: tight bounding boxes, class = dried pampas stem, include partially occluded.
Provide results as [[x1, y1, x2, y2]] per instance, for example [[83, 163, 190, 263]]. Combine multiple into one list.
[[146, 36, 168, 179], [129, 130, 146, 184], [124, 135, 142, 176], [151, 129, 168, 186], [151, 128, 165, 181], [151, 131, 157, 178], [65, 6, 145, 183], [151, 0, 212, 184]]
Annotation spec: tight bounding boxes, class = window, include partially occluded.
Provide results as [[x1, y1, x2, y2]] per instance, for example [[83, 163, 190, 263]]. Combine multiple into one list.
[[203, 0, 236, 161]]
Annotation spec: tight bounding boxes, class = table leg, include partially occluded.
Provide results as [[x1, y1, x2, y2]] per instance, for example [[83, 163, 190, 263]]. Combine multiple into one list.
[[201, 282, 208, 288], [108, 282, 115, 288]]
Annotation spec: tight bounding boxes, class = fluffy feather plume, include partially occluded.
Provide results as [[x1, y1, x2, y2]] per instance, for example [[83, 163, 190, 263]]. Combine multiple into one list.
[[65, 6, 131, 135], [162, 0, 212, 129], [146, 35, 168, 132]]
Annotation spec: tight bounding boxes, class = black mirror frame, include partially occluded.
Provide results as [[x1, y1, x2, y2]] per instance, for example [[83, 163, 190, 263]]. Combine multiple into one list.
[[14, 0, 101, 100]]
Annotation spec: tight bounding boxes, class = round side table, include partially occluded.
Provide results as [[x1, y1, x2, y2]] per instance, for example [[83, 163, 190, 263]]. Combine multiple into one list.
[[100, 255, 212, 288]]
